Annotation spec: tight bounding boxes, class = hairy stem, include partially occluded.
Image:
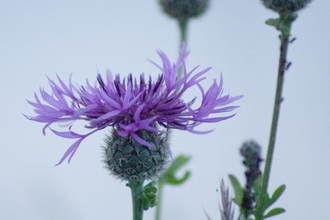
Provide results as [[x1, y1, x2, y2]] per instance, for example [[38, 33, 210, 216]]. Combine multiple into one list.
[[255, 13, 295, 220], [129, 180, 144, 220]]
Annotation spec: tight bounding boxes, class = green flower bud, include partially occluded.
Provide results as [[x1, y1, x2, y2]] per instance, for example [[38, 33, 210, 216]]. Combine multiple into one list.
[[261, 0, 312, 13], [240, 140, 261, 161], [159, 0, 209, 22], [240, 140, 263, 217], [104, 129, 170, 182]]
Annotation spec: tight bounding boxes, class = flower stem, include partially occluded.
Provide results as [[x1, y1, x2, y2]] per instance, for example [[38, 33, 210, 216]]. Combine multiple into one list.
[[154, 181, 164, 220], [179, 19, 188, 46], [255, 13, 295, 220], [155, 18, 189, 220], [177, 19, 188, 79], [129, 180, 144, 220]]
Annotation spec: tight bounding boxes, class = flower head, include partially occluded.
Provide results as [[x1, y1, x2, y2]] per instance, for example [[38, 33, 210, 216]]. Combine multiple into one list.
[[159, 0, 209, 22], [261, 0, 312, 13], [25, 46, 242, 165]]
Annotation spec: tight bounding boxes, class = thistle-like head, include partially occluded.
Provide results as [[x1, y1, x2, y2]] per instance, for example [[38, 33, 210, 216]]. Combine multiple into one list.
[[104, 128, 170, 182], [261, 0, 312, 13], [159, 0, 209, 22], [25, 45, 242, 165]]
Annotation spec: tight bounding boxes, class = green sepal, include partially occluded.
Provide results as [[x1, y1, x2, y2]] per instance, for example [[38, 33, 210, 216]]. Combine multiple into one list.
[[139, 181, 158, 211], [265, 13, 297, 38], [263, 208, 286, 219], [144, 181, 158, 194], [265, 17, 288, 34], [265, 18, 278, 27], [160, 154, 192, 185], [228, 174, 243, 205]]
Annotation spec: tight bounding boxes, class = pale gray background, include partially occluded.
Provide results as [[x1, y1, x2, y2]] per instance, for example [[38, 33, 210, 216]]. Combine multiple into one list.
[[1, 1, 329, 220]]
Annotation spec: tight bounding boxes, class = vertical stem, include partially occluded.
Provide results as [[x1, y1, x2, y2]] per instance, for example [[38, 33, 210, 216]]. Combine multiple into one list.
[[177, 19, 188, 79], [129, 180, 144, 220], [255, 13, 294, 220], [179, 19, 188, 46], [155, 18, 189, 220], [154, 182, 164, 220]]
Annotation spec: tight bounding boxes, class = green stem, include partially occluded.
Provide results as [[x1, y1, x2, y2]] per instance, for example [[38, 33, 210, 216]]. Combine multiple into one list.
[[177, 19, 188, 79], [179, 19, 188, 46], [255, 13, 295, 220], [154, 182, 164, 220], [156, 18, 189, 220], [129, 180, 144, 220]]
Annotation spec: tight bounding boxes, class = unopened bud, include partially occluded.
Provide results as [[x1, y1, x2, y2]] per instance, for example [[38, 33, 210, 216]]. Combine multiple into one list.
[[261, 0, 312, 13], [104, 129, 170, 182], [159, 0, 209, 21]]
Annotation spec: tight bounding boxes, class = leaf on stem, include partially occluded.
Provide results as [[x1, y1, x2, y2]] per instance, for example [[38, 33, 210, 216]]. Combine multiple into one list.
[[140, 181, 158, 211], [264, 184, 286, 210], [263, 208, 286, 219], [228, 174, 243, 205], [160, 154, 192, 185]]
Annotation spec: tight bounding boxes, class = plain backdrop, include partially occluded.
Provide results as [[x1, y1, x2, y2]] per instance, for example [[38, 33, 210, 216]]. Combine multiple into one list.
[[1, 1, 329, 220]]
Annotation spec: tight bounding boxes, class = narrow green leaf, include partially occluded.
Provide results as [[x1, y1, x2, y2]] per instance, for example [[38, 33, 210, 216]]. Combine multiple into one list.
[[263, 208, 286, 219], [144, 186, 157, 194], [265, 184, 286, 210], [228, 174, 243, 205], [144, 181, 156, 188], [142, 201, 150, 211], [139, 181, 158, 211], [271, 185, 286, 201], [149, 200, 157, 208], [146, 192, 156, 200], [140, 194, 148, 202], [265, 18, 278, 26]]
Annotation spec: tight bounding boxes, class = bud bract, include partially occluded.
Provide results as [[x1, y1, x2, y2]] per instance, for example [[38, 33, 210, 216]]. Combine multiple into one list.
[[104, 128, 171, 182], [159, 0, 209, 21], [261, 0, 312, 13]]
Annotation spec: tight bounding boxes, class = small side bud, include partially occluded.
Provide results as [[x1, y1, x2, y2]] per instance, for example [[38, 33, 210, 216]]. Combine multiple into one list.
[[261, 0, 312, 13], [240, 140, 261, 162], [240, 140, 263, 218], [104, 129, 171, 182], [159, 0, 209, 22]]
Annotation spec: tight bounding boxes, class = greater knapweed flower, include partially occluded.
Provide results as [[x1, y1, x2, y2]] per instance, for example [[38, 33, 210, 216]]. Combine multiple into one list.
[[159, 0, 209, 22], [25, 46, 242, 181], [261, 0, 312, 13]]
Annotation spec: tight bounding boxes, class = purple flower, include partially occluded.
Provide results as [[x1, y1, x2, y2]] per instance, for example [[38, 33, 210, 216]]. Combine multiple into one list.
[[25, 46, 242, 165]]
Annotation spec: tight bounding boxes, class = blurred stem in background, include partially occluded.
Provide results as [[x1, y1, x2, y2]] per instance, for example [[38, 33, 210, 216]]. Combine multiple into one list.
[[177, 18, 188, 79], [179, 19, 188, 46], [155, 155, 192, 220], [156, 1, 209, 220], [155, 10, 189, 220]]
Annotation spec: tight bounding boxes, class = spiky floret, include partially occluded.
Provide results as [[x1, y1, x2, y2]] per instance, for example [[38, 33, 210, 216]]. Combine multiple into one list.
[[25, 45, 242, 165]]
